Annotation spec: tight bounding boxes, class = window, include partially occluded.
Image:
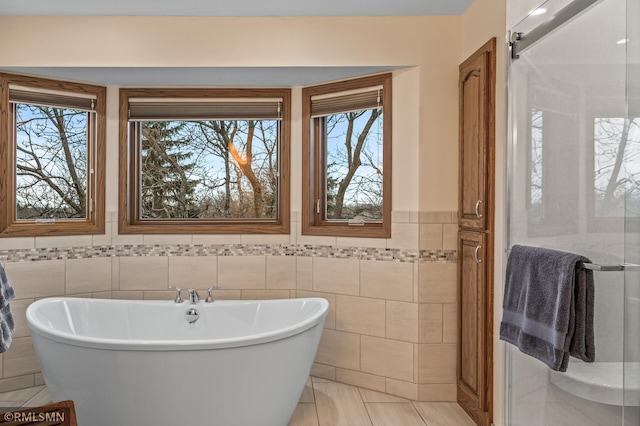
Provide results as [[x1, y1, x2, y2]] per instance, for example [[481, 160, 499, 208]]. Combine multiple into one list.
[[119, 88, 290, 234], [0, 73, 106, 237], [302, 74, 391, 238]]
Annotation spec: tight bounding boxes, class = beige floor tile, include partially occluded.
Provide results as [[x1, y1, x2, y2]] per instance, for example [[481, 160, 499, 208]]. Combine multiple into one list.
[[23, 387, 51, 407], [359, 388, 409, 403], [0, 386, 44, 403], [366, 403, 426, 426], [0, 402, 23, 414], [300, 377, 315, 403], [516, 402, 602, 426], [313, 382, 372, 426], [412, 402, 476, 426], [0, 383, 488, 426], [289, 403, 319, 426]]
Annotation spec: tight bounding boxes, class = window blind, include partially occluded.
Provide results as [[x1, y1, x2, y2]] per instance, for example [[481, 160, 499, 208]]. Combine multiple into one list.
[[127, 98, 283, 121], [310, 86, 383, 118], [9, 85, 96, 112]]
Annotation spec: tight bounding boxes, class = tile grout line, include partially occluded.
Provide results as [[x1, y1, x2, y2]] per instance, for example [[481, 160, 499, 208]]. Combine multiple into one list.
[[355, 384, 375, 426], [310, 378, 321, 426], [411, 401, 430, 425], [22, 387, 48, 408]]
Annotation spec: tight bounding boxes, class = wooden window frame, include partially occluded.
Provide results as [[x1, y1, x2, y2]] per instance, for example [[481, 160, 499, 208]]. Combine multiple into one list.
[[119, 88, 291, 235], [0, 73, 106, 237], [302, 73, 392, 238]]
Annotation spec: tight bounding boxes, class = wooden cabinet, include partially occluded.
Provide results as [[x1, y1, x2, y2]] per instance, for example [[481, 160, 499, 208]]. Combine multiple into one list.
[[458, 231, 492, 426], [457, 38, 495, 426], [459, 40, 494, 231]]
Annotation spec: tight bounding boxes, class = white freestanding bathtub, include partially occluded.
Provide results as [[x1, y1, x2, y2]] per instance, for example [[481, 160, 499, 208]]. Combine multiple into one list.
[[26, 297, 329, 426]]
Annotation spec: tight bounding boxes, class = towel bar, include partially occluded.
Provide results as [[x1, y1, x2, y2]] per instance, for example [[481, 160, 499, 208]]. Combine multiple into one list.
[[581, 263, 624, 272], [504, 248, 638, 272], [581, 263, 640, 272]]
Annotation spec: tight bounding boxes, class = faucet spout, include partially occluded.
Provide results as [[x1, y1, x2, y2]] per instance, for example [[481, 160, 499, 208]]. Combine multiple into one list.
[[187, 288, 200, 304]]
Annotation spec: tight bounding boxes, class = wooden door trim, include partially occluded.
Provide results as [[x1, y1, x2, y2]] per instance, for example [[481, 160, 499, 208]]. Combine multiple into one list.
[[457, 37, 496, 426]]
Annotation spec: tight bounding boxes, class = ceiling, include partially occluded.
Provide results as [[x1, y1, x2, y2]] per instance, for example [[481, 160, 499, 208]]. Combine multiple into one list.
[[0, 0, 474, 17], [0, 0, 472, 86]]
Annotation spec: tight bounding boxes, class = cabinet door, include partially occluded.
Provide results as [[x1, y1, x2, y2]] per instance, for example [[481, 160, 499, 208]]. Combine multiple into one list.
[[458, 231, 491, 426], [459, 47, 493, 230]]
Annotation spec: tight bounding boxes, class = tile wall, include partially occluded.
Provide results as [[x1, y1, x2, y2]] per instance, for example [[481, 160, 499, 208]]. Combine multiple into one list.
[[0, 210, 458, 401]]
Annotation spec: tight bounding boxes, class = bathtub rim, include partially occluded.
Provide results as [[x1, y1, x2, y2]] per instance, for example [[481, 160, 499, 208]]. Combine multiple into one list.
[[26, 296, 329, 351]]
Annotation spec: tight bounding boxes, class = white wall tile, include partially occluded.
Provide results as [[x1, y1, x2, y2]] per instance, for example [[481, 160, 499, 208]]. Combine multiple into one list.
[[443, 224, 458, 251], [335, 295, 386, 337], [266, 256, 296, 289], [313, 257, 359, 296], [111, 256, 120, 290], [336, 237, 387, 249], [391, 211, 411, 223], [143, 234, 193, 245], [419, 211, 453, 224], [9, 299, 34, 339], [119, 256, 169, 290], [241, 234, 291, 245], [360, 260, 413, 302], [5, 260, 65, 299], [419, 262, 457, 303], [296, 256, 313, 291], [386, 223, 419, 250], [3, 337, 39, 377], [168, 256, 217, 288], [192, 234, 242, 245], [420, 224, 444, 250], [65, 257, 112, 294], [0, 238, 35, 250], [35, 235, 92, 249], [92, 222, 112, 246], [217, 256, 266, 289]]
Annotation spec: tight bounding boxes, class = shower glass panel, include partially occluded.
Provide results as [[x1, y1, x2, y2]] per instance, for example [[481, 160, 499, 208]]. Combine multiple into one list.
[[624, 0, 640, 423], [508, 0, 632, 424]]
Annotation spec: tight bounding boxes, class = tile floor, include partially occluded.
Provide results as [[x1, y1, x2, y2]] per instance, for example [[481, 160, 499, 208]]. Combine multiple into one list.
[[290, 377, 476, 426], [0, 377, 476, 426], [0, 385, 51, 413]]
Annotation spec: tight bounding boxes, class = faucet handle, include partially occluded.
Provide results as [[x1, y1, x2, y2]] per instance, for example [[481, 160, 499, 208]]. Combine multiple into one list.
[[187, 288, 200, 304], [168, 285, 183, 303], [205, 285, 222, 303]]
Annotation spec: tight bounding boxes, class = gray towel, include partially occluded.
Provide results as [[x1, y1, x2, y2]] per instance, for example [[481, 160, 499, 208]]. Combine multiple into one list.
[[0, 265, 15, 353], [499, 245, 595, 372]]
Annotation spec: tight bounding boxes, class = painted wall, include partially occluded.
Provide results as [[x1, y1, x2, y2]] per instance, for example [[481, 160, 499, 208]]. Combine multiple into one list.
[[0, 15, 464, 399]]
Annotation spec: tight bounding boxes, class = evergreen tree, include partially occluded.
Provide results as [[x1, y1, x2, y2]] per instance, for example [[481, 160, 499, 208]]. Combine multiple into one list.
[[140, 121, 198, 218]]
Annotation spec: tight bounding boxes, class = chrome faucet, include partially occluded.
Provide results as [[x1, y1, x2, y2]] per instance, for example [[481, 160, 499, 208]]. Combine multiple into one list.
[[205, 285, 221, 303], [187, 288, 200, 304], [168, 285, 183, 303]]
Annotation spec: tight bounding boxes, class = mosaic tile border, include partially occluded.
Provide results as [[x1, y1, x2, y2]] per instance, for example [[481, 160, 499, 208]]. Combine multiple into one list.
[[0, 244, 456, 264]]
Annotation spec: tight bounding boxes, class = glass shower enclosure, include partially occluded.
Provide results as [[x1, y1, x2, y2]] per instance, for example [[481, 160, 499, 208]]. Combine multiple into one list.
[[507, 0, 640, 424]]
